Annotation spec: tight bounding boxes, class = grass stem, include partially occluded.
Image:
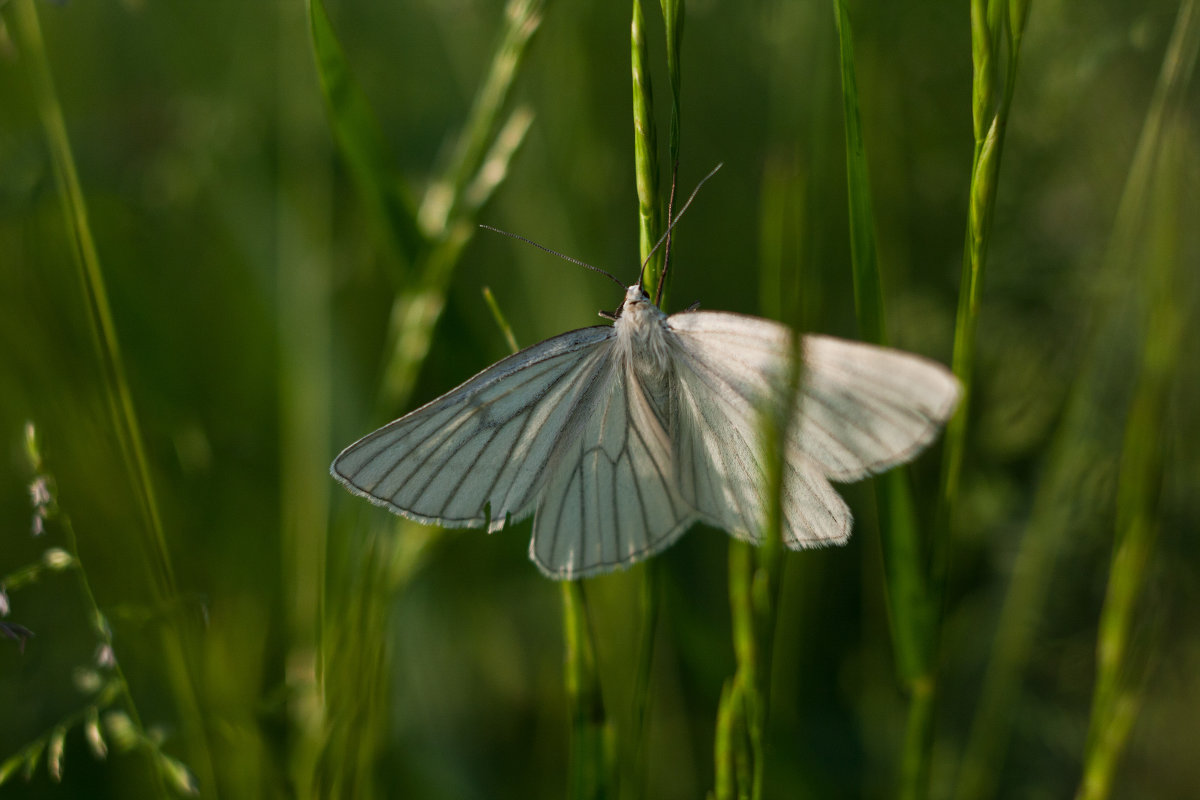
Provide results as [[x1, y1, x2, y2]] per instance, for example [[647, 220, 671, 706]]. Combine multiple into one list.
[[10, 1, 215, 791]]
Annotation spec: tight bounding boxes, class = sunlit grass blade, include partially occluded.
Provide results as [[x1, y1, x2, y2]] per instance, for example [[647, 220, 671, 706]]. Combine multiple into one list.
[[631, 0, 663, 291], [629, 3, 673, 796], [927, 0, 1029, 792], [933, 0, 1030, 599], [9, 0, 215, 791], [657, 0, 683, 300]]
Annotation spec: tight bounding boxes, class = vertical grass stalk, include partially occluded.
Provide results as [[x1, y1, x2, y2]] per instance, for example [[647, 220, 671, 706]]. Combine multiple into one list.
[[924, 0, 1029, 793], [632, 0, 663, 290], [628, 0, 661, 788], [933, 0, 1030, 600], [628, 2, 684, 796], [9, 0, 216, 791]]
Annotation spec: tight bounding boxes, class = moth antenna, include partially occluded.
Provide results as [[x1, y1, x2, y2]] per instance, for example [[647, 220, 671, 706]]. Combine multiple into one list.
[[480, 224, 625, 289], [635, 163, 724, 301]]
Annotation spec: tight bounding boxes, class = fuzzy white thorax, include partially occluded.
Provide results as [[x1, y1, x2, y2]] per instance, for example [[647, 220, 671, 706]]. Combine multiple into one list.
[[614, 284, 671, 372]]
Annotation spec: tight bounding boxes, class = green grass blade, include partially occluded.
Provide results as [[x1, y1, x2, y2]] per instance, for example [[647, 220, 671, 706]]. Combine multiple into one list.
[[631, 0, 663, 290], [933, 0, 1031, 598], [929, 3, 1030, 794], [629, 3, 672, 796], [308, 0, 423, 276], [660, 0, 683, 169], [562, 581, 615, 800], [9, 1, 216, 791]]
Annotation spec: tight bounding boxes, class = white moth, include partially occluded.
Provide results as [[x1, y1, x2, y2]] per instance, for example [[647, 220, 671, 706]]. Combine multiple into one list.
[[332, 282, 960, 580]]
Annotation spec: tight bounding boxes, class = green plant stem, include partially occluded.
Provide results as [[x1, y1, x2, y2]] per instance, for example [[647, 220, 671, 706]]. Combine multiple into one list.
[[10, 1, 215, 793], [631, 0, 663, 290], [629, 558, 661, 800], [924, 2, 1029, 795], [562, 581, 613, 800], [628, 3, 683, 795], [933, 0, 1029, 613]]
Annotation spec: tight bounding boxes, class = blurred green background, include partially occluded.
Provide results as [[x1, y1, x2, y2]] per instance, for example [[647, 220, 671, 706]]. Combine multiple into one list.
[[1, 0, 1197, 798]]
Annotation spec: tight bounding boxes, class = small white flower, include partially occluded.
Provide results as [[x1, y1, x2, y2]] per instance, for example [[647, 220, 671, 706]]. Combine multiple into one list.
[[0, 586, 8, 617], [43, 548, 74, 570], [48, 726, 66, 782], [32, 515, 46, 537], [95, 643, 117, 669], [74, 667, 104, 694], [158, 753, 199, 797], [103, 710, 139, 752], [29, 476, 52, 508], [85, 708, 108, 759]]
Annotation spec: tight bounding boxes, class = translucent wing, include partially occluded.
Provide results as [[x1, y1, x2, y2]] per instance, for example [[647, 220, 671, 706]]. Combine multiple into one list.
[[666, 311, 959, 549], [530, 355, 695, 579], [331, 326, 616, 531], [799, 335, 961, 481]]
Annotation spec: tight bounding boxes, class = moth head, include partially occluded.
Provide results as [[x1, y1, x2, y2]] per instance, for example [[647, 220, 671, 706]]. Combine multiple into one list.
[[624, 284, 652, 308], [601, 284, 653, 322]]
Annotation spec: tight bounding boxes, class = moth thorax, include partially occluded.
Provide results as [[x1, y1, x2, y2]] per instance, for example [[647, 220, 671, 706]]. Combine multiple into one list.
[[617, 302, 670, 373]]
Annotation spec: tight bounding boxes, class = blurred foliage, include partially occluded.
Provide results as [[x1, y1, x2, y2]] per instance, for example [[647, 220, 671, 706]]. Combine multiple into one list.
[[1, 1, 1197, 799]]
